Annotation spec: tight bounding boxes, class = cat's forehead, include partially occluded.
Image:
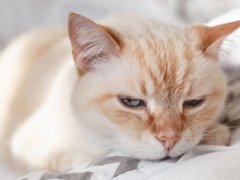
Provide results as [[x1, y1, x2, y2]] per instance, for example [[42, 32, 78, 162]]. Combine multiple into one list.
[[98, 16, 214, 99], [103, 14, 185, 41], [118, 37, 197, 98]]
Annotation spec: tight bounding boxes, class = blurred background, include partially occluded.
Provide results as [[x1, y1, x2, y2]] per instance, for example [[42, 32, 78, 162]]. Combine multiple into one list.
[[0, 0, 240, 50]]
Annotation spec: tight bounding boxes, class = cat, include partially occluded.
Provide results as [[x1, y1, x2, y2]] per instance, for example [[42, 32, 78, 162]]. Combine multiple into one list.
[[0, 12, 239, 174]]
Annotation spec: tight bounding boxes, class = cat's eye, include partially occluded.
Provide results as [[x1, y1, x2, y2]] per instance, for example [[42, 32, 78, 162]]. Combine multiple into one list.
[[118, 95, 146, 108], [183, 98, 205, 108]]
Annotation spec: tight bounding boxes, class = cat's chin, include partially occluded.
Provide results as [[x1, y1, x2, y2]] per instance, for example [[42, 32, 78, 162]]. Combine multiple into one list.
[[127, 151, 168, 161], [168, 141, 200, 158], [167, 151, 186, 159], [132, 151, 184, 161]]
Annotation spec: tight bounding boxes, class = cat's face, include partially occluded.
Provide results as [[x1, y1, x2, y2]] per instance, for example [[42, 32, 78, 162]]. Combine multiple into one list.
[[68, 13, 239, 160]]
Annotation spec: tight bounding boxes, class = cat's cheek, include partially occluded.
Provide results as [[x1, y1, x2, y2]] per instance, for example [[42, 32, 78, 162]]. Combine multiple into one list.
[[168, 129, 203, 158]]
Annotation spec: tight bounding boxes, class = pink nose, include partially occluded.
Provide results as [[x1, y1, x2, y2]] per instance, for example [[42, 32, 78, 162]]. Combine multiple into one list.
[[156, 133, 180, 151]]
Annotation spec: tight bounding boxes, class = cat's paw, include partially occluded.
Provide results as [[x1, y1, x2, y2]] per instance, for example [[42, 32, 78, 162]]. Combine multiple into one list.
[[200, 123, 230, 146], [47, 151, 92, 171], [48, 154, 74, 171]]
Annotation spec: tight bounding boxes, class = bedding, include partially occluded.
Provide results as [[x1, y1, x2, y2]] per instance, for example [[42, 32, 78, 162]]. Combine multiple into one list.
[[18, 9, 240, 180]]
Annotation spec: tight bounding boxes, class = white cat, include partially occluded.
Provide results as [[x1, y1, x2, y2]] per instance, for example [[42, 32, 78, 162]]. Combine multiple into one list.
[[0, 13, 238, 174]]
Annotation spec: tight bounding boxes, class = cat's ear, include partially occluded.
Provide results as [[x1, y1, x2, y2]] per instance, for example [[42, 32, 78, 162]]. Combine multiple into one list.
[[68, 13, 120, 74], [193, 21, 240, 58]]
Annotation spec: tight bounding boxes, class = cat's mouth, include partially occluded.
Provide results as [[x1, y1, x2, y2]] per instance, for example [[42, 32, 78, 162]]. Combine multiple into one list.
[[139, 153, 184, 162], [134, 148, 187, 161]]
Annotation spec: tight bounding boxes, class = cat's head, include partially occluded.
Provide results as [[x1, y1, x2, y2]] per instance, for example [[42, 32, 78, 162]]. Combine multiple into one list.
[[68, 13, 240, 160]]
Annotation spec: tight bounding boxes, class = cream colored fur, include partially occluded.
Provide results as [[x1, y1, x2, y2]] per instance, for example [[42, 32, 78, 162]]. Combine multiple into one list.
[[0, 14, 236, 174]]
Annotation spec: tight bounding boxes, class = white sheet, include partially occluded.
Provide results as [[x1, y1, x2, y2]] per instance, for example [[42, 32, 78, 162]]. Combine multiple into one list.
[[116, 146, 240, 180]]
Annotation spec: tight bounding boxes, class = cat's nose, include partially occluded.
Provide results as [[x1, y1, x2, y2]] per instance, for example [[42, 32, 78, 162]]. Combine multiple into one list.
[[156, 132, 180, 151]]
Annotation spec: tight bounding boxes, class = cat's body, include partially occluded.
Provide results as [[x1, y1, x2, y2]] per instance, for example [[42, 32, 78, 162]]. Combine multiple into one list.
[[0, 28, 72, 170], [0, 13, 238, 173]]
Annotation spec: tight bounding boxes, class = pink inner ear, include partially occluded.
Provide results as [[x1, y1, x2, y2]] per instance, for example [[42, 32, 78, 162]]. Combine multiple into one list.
[[68, 13, 120, 74], [194, 21, 240, 52]]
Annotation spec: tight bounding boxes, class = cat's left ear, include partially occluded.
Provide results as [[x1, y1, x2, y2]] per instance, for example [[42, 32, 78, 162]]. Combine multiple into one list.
[[68, 13, 121, 74], [193, 21, 240, 58]]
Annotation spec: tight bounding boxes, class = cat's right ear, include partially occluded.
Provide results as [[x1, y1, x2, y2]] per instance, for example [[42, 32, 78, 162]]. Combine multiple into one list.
[[68, 13, 120, 74]]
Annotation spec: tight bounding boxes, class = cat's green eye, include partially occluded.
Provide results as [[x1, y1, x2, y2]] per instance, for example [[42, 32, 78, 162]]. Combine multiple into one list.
[[183, 98, 205, 108], [118, 95, 145, 108]]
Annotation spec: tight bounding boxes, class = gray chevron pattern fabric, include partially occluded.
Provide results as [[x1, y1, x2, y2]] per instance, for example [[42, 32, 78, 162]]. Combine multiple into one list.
[[18, 155, 141, 180]]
